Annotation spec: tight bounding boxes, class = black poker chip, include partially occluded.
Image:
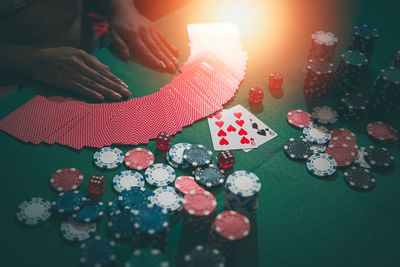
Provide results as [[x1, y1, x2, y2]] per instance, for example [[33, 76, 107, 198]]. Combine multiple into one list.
[[344, 165, 375, 190], [194, 163, 225, 188], [364, 146, 394, 168], [183, 144, 213, 167], [283, 138, 313, 160]]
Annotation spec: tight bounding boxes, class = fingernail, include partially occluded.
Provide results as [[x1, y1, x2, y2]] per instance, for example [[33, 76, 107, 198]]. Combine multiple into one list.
[[118, 79, 129, 88], [96, 94, 105, 100], [173, 57, 178, 65], [103, 64, 110, 70], [123, 89, 131, 96], [113, 93, 122, 99], [160, 61, 167, 69]]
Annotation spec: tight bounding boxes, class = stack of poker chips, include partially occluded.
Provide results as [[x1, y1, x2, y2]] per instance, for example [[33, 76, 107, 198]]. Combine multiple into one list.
[[124, 248, 169, 267], [182, 190, 217, 231], [338, 92, 369, 120], [335, 50, 368, 94], [207, 210, 250, 259], [149, 186, 183, 221], [183, 245, 225, 266], [131, 204, 169, 252], [306, 31, 338, 62], [303, 58, 335, 101], [392, 50, 400, 69], [370, 67, 400, 112], [224, 171, 261, 222], [348, 24, 379, 60]]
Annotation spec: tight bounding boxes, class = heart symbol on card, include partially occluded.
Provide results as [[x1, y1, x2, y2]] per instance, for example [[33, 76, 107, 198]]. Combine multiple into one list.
[[214, 113, 223, 120], [215, 121, 224, 128], [257, 129, 266, 136], [219, 137, 229, 145], [234, 112, 242, 119], [218, 129, 227, 137], [238, 128, 248, 136], [240, 136, 250, 144], [235, 120, 244, 127], [227, 125, 236, 132]]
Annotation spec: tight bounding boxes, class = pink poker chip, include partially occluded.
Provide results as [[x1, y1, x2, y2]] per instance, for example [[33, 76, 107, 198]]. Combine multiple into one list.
[[174, 176, 204, 195], [286, 109, 314, 128]]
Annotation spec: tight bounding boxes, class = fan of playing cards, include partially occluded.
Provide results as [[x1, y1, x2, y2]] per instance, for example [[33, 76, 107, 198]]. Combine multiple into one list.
[[0, 24, 248, 150]]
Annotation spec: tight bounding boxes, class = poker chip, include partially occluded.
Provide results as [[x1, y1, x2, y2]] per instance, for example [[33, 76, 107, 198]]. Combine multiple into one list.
[[183, 191, 217, 216], [107, 196, 120, 216], [364, 146, 395, 168], [306, 153, 337, 177], [184, 245, 225, 267], [366, 121, 398, 142], [283, 138, 313, 160], [286, 109, 314, 129], [308, 143, 327, 153], [125, 248, 169, 267], [16, 197, 52, 225], [330, 128, 357, 144], [325, 140, 358, 167], [183, 144, 213, 167], [52, 191, 86, 214], [61, 218, 96, 242], [311, 106, 338, 125], [133, 204, 169, 235], [344, 166, 376, 190], [112, 170, 145, 193], [50, 168, 83, 192], [144, 164, 176, 187], [213, 210, 250, 240], [93, 146, 124, 170], [225, 171, 261, 197], [167, 143, 192, 168], [108, 209, 136, 239], [118, 187, 151, 210], [72, 201, 105, 223], [303, 124, 331, 144], [174, 176, 205, 195], [150, 186, 182, 212], [194, 163, 225, 188], [79, 236, 117, 266], [124, 148, 154, 170], [354, 147, 371, 169]]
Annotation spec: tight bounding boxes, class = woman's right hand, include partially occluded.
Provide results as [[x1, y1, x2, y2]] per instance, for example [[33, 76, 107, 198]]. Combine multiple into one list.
[[25, 47, 131, 100]]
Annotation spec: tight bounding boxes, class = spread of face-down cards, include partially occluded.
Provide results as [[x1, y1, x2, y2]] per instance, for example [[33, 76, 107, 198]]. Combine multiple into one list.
[[0, 23, 248, 150], [208, 105, 278, 152]]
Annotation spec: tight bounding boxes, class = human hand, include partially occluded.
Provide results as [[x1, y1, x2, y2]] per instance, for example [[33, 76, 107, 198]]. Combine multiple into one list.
[[25, 47, 130, 100], [109, 0, 179, 73]]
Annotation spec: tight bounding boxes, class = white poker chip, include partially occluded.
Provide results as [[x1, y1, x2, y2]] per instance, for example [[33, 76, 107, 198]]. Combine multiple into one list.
[[168, 143, 192, 168], [112, 171, 145, 193], [311, 106, 339, 125], [149, 186, 182, 212], [93, 147, 124, 170], [354, 147, 371, 169], [144, 164, 176, 187], [306, 153, 337, 177], [16, 197, 52, 225], [303, 124, 331, 144], [61, 218, 96, 242], [225, 171, 261, 197]]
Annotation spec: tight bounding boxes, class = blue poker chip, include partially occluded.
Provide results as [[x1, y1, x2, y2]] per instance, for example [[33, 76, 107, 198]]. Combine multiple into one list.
[[194, 163, 225, 188], [79, 236, 117, 266], [225, 171, 261, 197], [108, 209, 136, 239], [182, 144, 213, 167], [144, 164, 176, 187], [302, 124, 331, 144], [52, 191, 86, 214], [184, 245, 225, 267], [306, 153, 337, 177], [107, 196, 120, 216], [61, 218, 96, 242], [167, 143, 192, 168], [133, 204, 169, 235], [112, 170, 144, 193], [72, 201, 105, 223], [124, 248, 169, 267], [16, 197, 52, 225], [118, 187, 151, 210], [150, 186, 182, 212], [93, 147, 124, 170]]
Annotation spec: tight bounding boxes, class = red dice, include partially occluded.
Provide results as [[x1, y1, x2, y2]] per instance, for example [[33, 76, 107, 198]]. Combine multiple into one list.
[[268, 72, 283, 89], [88, 174, 106, 195], [156, 132, 172, 150], [218, 150, 235, 169], [249, 87, 264, 103]]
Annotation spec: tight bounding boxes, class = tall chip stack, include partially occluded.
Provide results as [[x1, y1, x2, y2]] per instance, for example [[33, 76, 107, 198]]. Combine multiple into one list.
[[392, 50, 400, 69], [306, 31, 338, 62], [370, 67, 400, 112], [182, 190, 217, 231], [349, 24, 379, 60], [334, 50, 368, 94], [224, 171, 261, 222], [303, 58, 335, 101]]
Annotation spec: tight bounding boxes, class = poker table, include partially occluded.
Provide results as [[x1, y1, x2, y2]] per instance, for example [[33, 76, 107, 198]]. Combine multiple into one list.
[[1, 0, 400, 266]]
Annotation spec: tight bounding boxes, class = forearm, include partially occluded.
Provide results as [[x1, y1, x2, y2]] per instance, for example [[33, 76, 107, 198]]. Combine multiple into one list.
[[0, 45, 39, 77]]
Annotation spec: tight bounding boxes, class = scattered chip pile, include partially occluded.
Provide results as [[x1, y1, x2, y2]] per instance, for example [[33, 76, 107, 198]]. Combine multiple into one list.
[[370, 67, 400, 112], [348, 24, 379, 60]]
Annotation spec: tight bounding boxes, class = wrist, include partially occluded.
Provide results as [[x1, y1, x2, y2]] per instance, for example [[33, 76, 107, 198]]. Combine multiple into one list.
[[109, 0, 139, 19]]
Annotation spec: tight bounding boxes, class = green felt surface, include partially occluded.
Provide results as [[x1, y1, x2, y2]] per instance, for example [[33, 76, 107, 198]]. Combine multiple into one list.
[[1, 0, 400, 266]]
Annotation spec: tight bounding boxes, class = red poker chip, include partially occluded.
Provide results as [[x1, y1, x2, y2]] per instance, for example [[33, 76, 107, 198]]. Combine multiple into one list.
[[213, 210, 250, 240], [325, 140, 357, 167], [366, 121, 399, 142], [286, 109, 314, 129], [50, 168, 83, 192], [124, 148, 154, 170], [183, 191, 216, 216], [174, 176, 204, 195], [330, 128, 357, 144]]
